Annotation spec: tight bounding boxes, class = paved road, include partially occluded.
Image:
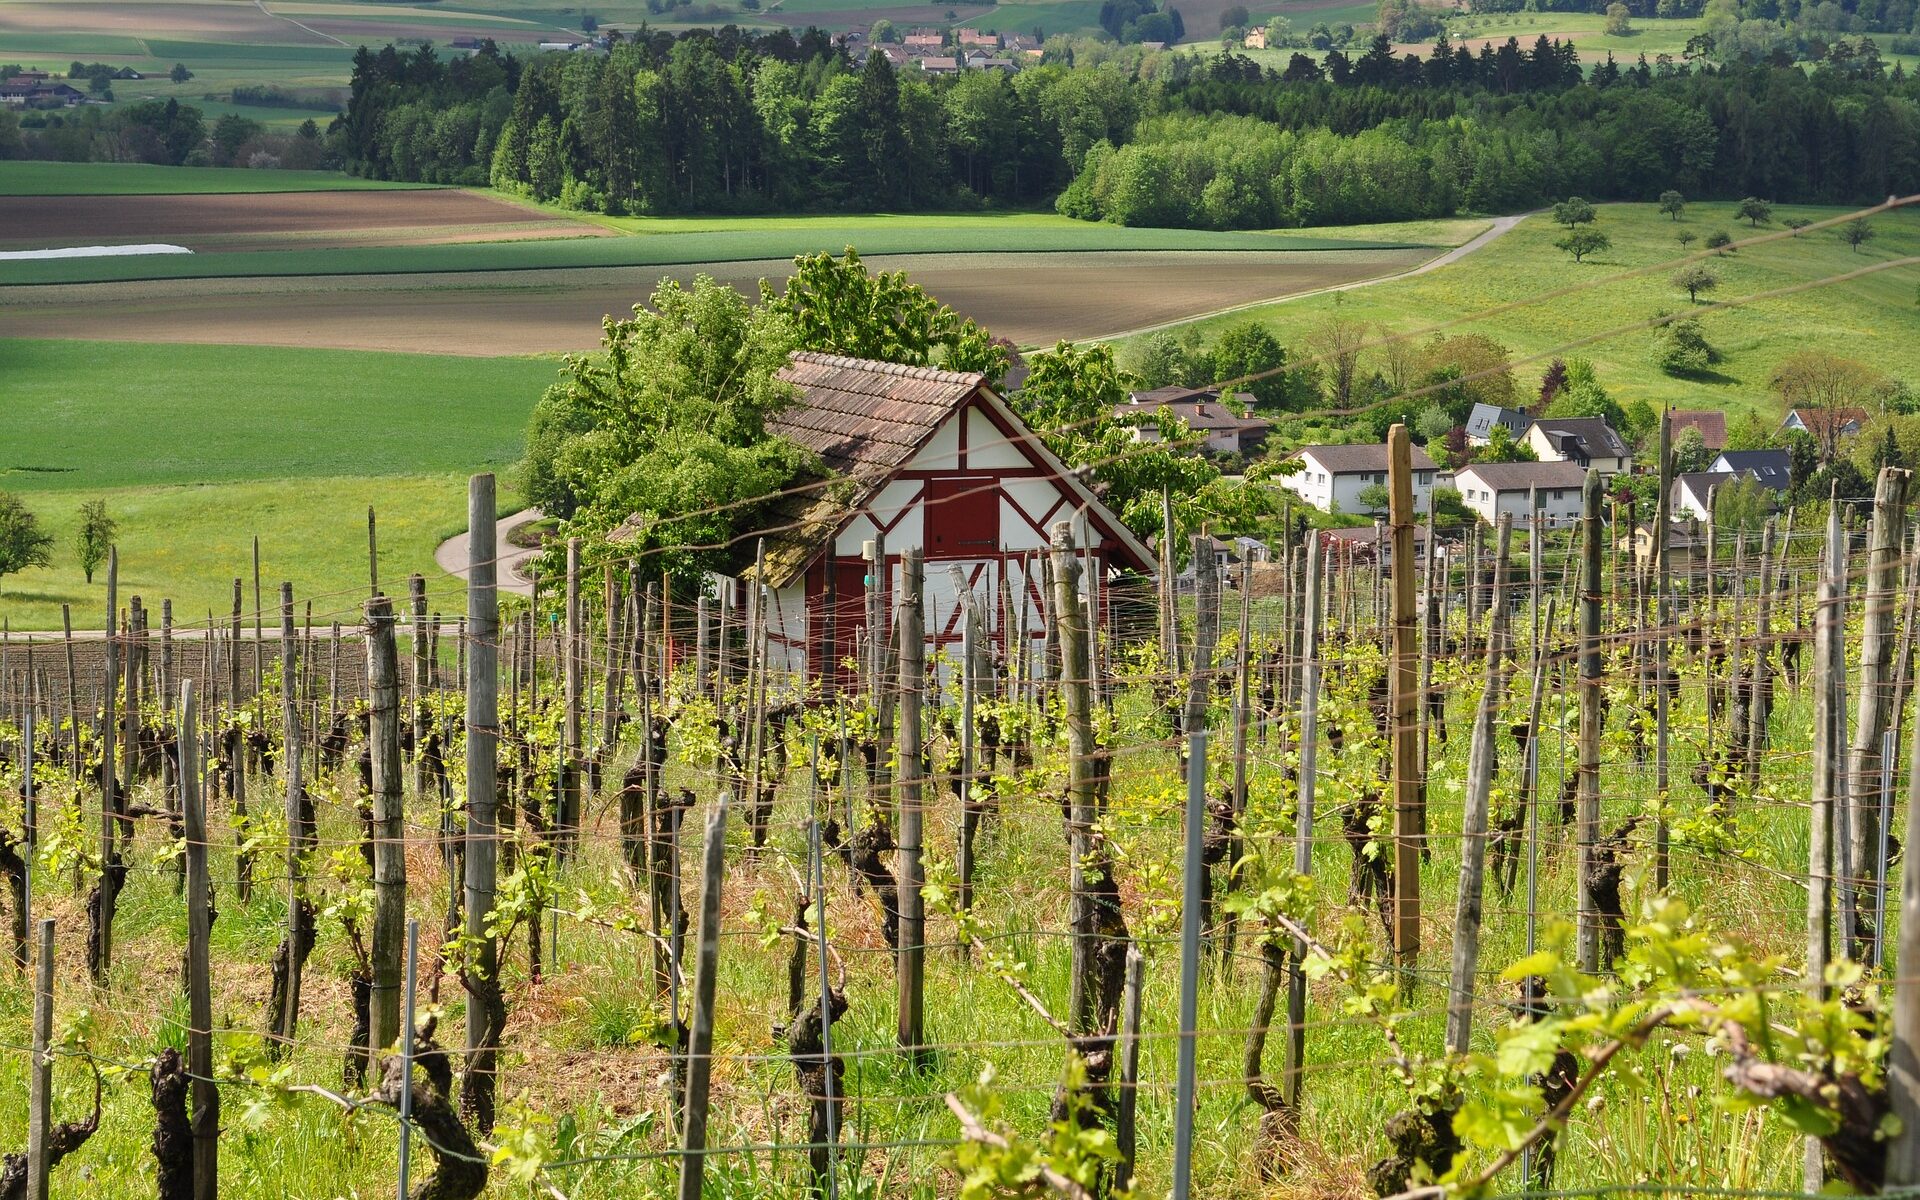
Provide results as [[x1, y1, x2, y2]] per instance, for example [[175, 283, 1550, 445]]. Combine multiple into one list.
[[434, 507, 544, 598], [1092, 210, 1535, 344]]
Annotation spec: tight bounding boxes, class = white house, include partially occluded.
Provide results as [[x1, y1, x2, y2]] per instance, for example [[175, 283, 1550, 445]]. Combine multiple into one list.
[[1671, 471, 1733, 520], [636, 352, 1157, 685], [1710, 449, 1792, 495], [1453, 461, 1588, 527], [1464, 403, 1530, 446], [1526, 416, 1633, 475], [1278, 444, 1438, 515]]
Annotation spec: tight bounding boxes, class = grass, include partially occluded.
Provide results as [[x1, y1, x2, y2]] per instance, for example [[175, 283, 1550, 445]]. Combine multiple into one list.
[[0, 160, 434, 196], [1116, 201, 1920, 421], [0, 207, 1438, 285]]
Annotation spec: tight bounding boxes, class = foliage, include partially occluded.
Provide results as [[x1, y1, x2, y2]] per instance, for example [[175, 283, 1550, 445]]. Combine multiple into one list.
[[516, 275, 815, 579], [1672, 263, 1719, 302], [762, 249, 1009, 385], [1479, 424, 1538, 463], [72, 499, 114, 585], [1705, 229, 1734, 250], [1417, 334, 1520, 425], [1551, 196, 1597, 228], [1651, 316, 1718, 375], [1657, 189, 1686, 220], [1771, 349, 1893, 461], [1711, 473, 1775, 534], [1605, 2, 1634, 34], [1842, 218, 1878, 252], [0, 492, 55, 582], [1671, 424, 1712, 473], [1541, 358, 1624, 430], [1554, 227, 1610, 262], [1735, 196, 1773, 226]]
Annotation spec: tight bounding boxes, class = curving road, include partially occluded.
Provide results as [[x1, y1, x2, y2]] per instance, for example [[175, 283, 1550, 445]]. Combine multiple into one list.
[[435, 507, 544, 597]]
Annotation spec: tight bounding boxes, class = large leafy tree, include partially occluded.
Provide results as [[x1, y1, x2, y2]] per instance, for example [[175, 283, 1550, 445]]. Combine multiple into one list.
[[762, 249, 1010, 385], [1011, 341, 1276, 546], [517, 275, 816, 579], [0, 493, 54, 585]]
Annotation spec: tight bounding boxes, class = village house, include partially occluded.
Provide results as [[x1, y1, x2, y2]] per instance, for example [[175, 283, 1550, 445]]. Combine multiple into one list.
[[1525, 415, 1633, 475], [919, 55, 961, 74], [903, 31, 946, 50], [1115, 385, 1270, 457], [1278, 444, 1438, 515], [1668, 409, 1728, 452], [704, 353, 1155, 683], [1781, 406, 1867, 440], [1464, 402, 1530, 446], [1, 77, 85, 107], [956, 27, 1000, 47], [1452, 461, 1587, 526], [874, 44, 911, 66], [1623, 520, 1706, 574], [1242, 26, 1268, 48], [1670, 471, 1733, 520], [1710, 448, 1792, 495]]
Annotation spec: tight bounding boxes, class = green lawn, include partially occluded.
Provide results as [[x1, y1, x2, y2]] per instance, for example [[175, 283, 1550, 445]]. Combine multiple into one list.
[[0, 160, 434, 196], [1116, 201, 1920, 421], [0, 207, 1436, 285]]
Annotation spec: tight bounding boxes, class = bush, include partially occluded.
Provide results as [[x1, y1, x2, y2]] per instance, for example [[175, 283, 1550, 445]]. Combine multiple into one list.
[[1651, 316, 1717, 376], [1704, 229, 1734, 251]]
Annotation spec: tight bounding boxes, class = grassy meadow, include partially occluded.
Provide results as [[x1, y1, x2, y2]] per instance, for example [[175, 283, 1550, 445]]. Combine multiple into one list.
[[0, 159, 436, 195], [1121, 200, 1920, 424]]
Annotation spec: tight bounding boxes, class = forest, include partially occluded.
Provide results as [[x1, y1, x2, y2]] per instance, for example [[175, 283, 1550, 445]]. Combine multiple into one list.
[[324, 30, 1920, 227]]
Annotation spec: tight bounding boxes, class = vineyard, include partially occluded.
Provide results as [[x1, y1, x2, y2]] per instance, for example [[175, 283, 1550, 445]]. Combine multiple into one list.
[[1, 451, 1917, 1200]]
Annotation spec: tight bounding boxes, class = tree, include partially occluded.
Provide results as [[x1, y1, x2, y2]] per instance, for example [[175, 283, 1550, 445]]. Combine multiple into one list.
[[1673, 263, 1719, 302], [1220, 4, 1250, 29], [1658, 189, 1686, 220], [1704, 230, 1734, 252], [1418, 333, 1519, 425], [1555, 227, 1610, 262], [1355, 482, 1391, 512], [1712, 474, 1773, 537], [1734, 196, 1772, 227], [1676, 229, 1697, 250], [871, 19, 896, 41], [1785, 217, 1812, 235], [1651, 316, 1717, 375], [1210, 322, 1298, 408], [1541, 359, 1623, 429], [74, 499, 114, 584], [762, 249, 1008, 385], [1841, 218, 1876, 253], [1771, 349, 1893, 463], [1671, 425, 1711, 473], [1480, 424, 1538, 463], [1305, 316, 1369, 410], [1414, 403, 1454, 444], [0, 493, 54, 584], [169, 63, 191, 83], [1430, 484, 1470, 529], [1551, 196, 1597, 228], [1605, 2, 1633, 35], [515, 275, 816, 579]]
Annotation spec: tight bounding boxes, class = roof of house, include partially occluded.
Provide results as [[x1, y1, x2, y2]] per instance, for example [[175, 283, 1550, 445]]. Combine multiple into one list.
[[1530, 416, 1631, 461], [1455, 461, 1589, 492], [903, 32, 944, 44], [1713, 448, 1792, 491], [1669, 409, 1728, 449], [919, 56, 960, 69], [1118, 399, 1269, 435], [629, 352, 1152, 587], [1673, 470, 1737, 503], [1784, 407, 1870, 437], [1293, 443, 1437, 473], [1465, 403, 1530, 440]]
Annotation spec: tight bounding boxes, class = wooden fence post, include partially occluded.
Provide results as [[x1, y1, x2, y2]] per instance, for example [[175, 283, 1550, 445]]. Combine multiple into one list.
[[1576, 469, 1605, 975], [1849, 467, 1910, 961], [1447, 572, 1503, 1055], [1285, 534, 1323, 1112], [1654, 409, 1673, 891], [181, 681, 217, 1200], [1386, 426, 1421, 978], [678, 794, 731, 1200], [367, 595, 406, 1054], [26, 918, 52, 1200], [896, 548, 927, 1064], [90, 547, 117, 985], [464, 475, 502, 1121]]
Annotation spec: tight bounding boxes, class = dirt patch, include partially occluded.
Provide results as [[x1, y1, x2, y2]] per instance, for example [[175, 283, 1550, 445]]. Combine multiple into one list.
[[0, 189, 603, 253], [0, 248, 1432, 354]]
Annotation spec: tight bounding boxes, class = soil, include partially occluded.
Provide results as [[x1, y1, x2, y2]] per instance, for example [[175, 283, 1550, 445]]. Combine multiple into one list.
[[0, 191, 604, 254], [0, 248, 1432, 354]]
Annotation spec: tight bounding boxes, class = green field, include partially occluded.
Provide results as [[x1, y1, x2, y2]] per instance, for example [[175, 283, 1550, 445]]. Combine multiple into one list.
[[0, 339, 555, 627], [1119, 201, 1920, 424], [0, 209, 1427, 286], [0, 160, 435, 196]]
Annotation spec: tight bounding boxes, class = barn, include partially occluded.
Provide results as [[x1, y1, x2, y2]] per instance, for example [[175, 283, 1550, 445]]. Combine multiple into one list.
[[741, 351, 1156, 684]]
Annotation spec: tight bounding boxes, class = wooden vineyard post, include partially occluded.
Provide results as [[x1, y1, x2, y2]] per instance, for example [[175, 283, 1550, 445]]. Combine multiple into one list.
[[1116, 947, 1145, 1192], [1849, 467, 1909, 961], [1807, 497, 1847, 1189], [367, 594, 406, 1054], [1576, 469, 1605, 975], [1386, 425, 1421, 978], [1225, 552, 1253, 962], [92, 546, 117, 985], [1055, 521, 1100, 1033], [678, 793, 730, 1200], [895, 548, 927, 1064], [26, 917, 52, 1200], [952, 566, 980, 934], [277, 584, 307, 1051], [463, 474, 502, 1124], [409, 574, 428, 800], [1172, 714, 1206, 1200], [1888, 582, 1920, 1183], [1654, 409, 1673, 891], [562, 537, 583, 857], [1284, 534, 1324, 1112], [181, 681, 217, 1200], [1747, 518, 1778, 788], [1447, 538, 1504, 1055]]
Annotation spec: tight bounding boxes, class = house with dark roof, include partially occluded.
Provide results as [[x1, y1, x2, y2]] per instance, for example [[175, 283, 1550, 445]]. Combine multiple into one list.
[[1671, 471, 1736, 520], [1711, 449, 1792, 495], [918, 55, 961, 73], [1452, 461, 1589, 526], [630, 352, 1155, 684], [1669, 409, 1728, 452], [1279, 443, 1439, 515], [1117, 386, 1269, 456], [1464, 403, 1530, 446], [1525, 416, 1633, 475]]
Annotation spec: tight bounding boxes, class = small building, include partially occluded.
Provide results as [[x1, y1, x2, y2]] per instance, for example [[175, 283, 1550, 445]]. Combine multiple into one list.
[[3, 79, 84, 108], [1668, 409, 1727, 452], [919, 55, 961, 74], [1525, 416, 1633, 475], [874, 43, 911, 66], [1278, 443, 1438, 516], [1671, 470, 1735, 521], [538, 39, 590, 52], [904, 31, 945, 49], [1242, 26, 1268, 48], [1464, 402, 1531, 446], [1782, 406, 1868, 446], [1452, 461, 1588, 527], [712, 352, 1156, 683], [956, 27, 1000, 47], [976, 56, 1018, 71], [1624, 520, 1706, 573], [1117, 386, 1269, 457], [1711, 449, 1792, 495]]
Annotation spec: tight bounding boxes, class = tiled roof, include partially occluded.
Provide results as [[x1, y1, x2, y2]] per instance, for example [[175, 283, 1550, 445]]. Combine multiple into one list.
[[1668, 409, 1727, 448], [1294, 443, 1437, 473], [1457, 461, 1589, 491]]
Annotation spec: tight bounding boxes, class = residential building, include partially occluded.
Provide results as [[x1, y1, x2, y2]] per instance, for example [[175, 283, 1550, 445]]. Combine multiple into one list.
[[1671, 471, 1735, 520], [956, 27, 1000, 47], [1117, 386, 1270, 456], [1464, 402, 1530, 446], [2, 78, 84, 107], [919, 56, 961, 74], [1525, 416, 1633, 475], [640, 352, 1155, 684], [1624, 521, 1706, 574], [1668, 409, 1727, 452], [1452, 461, 1588, 526], [1710, 449, 1792, 495], [1279, 444, 1438, 515], [1242, 26, 1268, 48], [903, 31, 945, 49]]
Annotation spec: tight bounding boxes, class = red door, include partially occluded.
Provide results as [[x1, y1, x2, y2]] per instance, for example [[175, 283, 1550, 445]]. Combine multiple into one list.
[[925, 476, 1000, 559], [809, 557, 873, 688]]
